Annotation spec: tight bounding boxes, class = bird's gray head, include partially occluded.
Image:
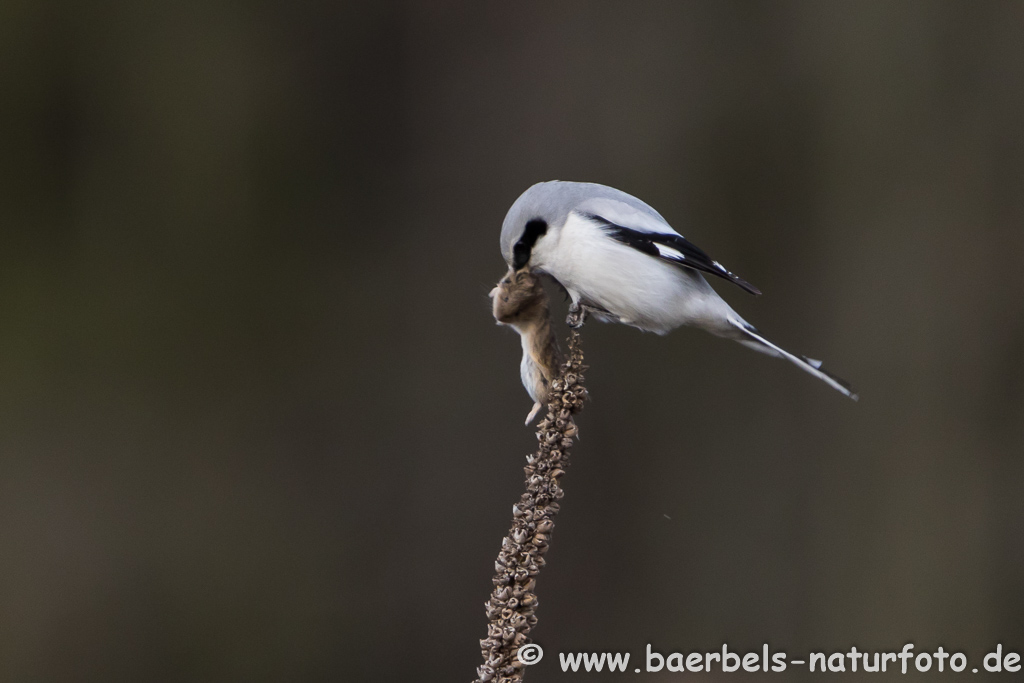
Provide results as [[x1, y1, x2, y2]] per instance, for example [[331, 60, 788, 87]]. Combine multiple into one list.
[[500, 182, 564, 269]]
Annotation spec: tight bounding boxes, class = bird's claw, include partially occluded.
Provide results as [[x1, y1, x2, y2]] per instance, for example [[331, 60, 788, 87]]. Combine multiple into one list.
[[566, 302, 588, 329]]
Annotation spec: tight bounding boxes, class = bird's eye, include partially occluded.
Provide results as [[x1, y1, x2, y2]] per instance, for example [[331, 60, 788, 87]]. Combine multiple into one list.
[[512, 243, 530, 269], [512, 218, 547, 269]]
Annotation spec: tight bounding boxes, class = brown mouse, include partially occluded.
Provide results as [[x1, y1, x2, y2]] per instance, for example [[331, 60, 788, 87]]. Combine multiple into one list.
[[491, 269, 564, 424]]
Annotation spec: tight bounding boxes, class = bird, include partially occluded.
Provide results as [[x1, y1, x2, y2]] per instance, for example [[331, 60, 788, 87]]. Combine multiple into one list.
[[490, 268, 564, 424], [499, 180, 856, 399]]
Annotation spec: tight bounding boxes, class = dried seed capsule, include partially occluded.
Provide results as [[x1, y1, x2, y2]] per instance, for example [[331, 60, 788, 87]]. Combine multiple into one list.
[[476, 329, 587, 683]]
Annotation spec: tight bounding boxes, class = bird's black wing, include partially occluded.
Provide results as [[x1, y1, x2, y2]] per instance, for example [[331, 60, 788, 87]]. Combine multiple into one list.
[[583, 213, 761, 296]]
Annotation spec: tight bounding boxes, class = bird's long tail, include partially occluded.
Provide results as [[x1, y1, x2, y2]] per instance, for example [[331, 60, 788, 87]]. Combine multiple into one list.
[[726, 314, 858, 400]]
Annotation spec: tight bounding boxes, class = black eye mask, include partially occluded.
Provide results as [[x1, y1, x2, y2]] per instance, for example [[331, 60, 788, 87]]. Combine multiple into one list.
[[512, 219, 548, 269]]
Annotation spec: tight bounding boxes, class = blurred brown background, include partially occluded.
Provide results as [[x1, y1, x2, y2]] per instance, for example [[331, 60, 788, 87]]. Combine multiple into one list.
[[2, 1, 1022, 681]]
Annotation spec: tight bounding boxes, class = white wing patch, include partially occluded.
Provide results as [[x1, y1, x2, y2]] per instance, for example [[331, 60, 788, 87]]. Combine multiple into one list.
[[712, 260, 727, 272], [655, 243, 684, 260]]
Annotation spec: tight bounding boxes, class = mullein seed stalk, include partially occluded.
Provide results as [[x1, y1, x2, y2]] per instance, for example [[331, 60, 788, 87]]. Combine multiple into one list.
[[473, 329, 587, 683]]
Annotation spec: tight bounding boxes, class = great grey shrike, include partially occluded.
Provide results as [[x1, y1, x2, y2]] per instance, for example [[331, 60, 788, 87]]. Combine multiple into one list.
[[499, 180, 856, 399]]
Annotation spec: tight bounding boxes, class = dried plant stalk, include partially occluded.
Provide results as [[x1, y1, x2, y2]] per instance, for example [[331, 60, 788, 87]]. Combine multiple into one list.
[[473, 329, 587, 683]]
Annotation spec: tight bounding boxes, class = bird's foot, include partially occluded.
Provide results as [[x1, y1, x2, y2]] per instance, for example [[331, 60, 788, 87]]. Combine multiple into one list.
[[566, 302, 588, 329]]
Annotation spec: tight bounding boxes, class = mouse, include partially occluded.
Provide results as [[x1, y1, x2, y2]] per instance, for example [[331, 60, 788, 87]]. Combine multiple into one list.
[[491, 268, 564, 424]]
